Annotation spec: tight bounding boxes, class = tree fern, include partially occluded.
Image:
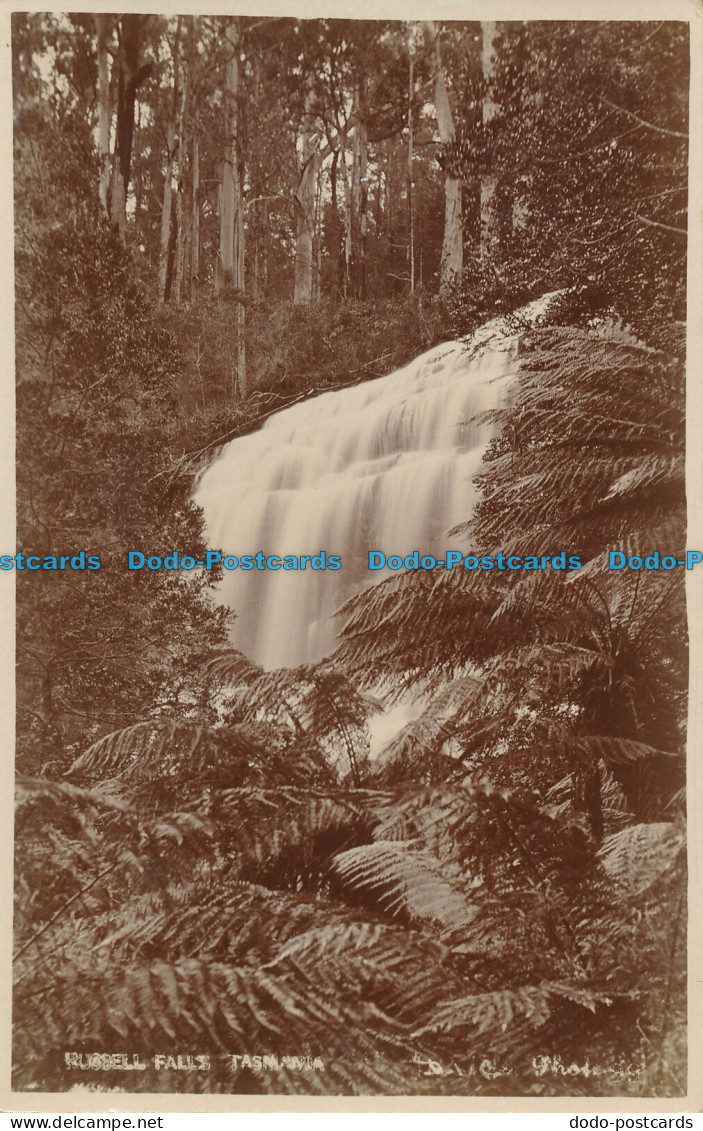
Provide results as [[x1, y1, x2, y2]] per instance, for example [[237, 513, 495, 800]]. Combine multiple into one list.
[[14, 323, 687, 1096], [205, 652, 380, 783]]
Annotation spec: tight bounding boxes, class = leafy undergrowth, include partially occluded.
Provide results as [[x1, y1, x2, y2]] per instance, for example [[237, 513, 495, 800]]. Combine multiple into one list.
[[13, 325, 687, 1096]]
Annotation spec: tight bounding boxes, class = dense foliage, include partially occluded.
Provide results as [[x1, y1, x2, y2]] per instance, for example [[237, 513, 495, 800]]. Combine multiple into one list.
[[12, 12, 688, 1099], [15, 114, 230, 775]]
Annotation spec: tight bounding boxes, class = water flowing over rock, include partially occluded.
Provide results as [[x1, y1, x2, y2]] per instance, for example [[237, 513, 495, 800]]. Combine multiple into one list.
[[195, 315, 534, 670]]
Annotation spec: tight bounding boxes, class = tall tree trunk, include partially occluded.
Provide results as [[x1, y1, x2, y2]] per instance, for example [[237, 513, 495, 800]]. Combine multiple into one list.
[[159, 21, 182, 300], [250, 197, 268, 303], [293, 87, 320, 305], [236, 303, 246, 399], [133, 156, 143, 225], [329, 148, 344, 296], [480, 20, 500, 262], [178, 92, 193, 306], [425, 22, 463, 294], [249, 50, 263, 306], [190, 131, 200, 299], [178, 140, 192, 306], [216, 18, 240, 291], [110, 15, 150, 239], [375, 168, 383, 231], [341, 135, 352, 298], [216, 18, 246, 396], [350, 74, 368, 299], [95, 15, 111, 216], [313, 166, 323, 302], [407, 40, 415, 295], [386, 140, 396, 291], [185, 17, 200, 303], [172, 63, 188, 304], [172, 186, 184, 303]]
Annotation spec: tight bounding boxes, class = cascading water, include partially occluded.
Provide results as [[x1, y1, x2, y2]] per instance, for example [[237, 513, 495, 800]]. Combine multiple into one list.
[[194, 309, 535, 672]]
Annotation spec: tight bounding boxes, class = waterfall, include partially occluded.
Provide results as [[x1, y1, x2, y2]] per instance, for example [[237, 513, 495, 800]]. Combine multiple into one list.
[[195, 317, 530, 671]]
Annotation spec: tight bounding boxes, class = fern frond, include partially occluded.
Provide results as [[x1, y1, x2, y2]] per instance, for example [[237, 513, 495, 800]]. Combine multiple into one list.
[[204, 649, 263, 687], [69, 719, 256, 795], [604, 454, 684, 502], [331, 841, 475, 933], [15, 774, 128, 824], [568, 736, 679, 767], [202, 786, 383, 885], [598, 821, 685, 897], [374, 682, 482, 783], [14, 957, 423, 1093], [412, 979, 612, 1039], [206, 655, 380, 781]]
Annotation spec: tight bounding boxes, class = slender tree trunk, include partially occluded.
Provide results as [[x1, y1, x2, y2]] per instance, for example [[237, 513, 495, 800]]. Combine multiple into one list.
[[425, 22, 463, 293], [172, 188, 184, 303], [341, 136, 352, 299], [179, 99, 193, 306], [386, 141, 396, 290], [419, 209, 424, 289], [216, 18, 246, 396], [407, 41, 415, 295], [159, 132, 176, 296], [159, 21, 182, 300], [216, 18, 241, 291], [480, 20, 500, 261], [329, 148, 344, 296], [350, 74, 368, 299], [293, 144, 319, 304], [190, 131, 200, 299], [133, 159, 143, 225], [172, 68, 187, 303], [258, 198, 269, 300], [249, 51, 264, 306], [293, 87, 319, 305], [186, 17, 200, 303], [95, 15, 111, 216], [251, 234, 259, 303], [110, 15, 150, 239], [313, 166, 323, 302], [236, 304, 246, 398]]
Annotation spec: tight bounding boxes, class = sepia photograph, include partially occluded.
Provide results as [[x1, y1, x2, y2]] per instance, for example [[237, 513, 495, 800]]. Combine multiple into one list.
[[8, 0, 697, 1107]]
